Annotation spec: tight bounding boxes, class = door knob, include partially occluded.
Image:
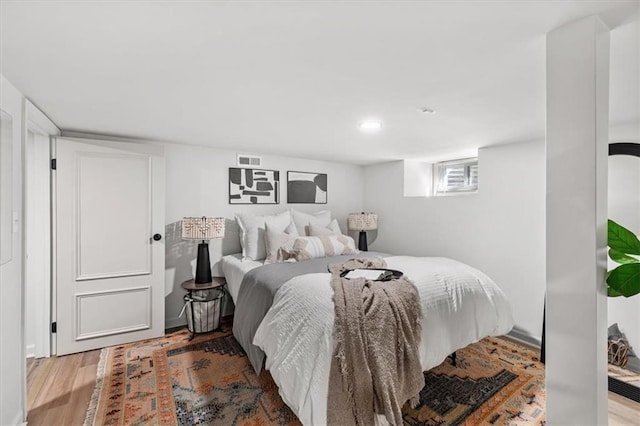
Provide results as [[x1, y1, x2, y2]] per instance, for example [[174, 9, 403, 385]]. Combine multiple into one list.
[[153, 233, 162, 241]]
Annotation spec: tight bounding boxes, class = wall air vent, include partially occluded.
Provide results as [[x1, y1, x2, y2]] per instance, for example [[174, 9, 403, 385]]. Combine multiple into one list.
[[237, 154, 262, 168]]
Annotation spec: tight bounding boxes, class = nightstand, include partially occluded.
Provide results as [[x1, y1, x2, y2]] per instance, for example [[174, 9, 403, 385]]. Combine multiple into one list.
[[181, 277, 226, 340]]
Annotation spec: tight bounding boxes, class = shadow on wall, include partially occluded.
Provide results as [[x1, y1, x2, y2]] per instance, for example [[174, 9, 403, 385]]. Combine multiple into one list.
[[347, 229, 378, 250], [165, 220, 195, 286], [164, 218, 243, 317], [366, 230, 378, 248], [165, 218, 243, 275], [219, 218, 243, 266]]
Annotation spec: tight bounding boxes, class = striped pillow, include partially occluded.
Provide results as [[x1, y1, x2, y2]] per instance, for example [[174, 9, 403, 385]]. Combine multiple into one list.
[[277, 235, 357, 262]]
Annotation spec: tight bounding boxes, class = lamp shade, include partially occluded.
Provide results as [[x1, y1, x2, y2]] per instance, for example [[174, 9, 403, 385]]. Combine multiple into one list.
[[182, 217, 225, 240], [347, 212, 378, 231]]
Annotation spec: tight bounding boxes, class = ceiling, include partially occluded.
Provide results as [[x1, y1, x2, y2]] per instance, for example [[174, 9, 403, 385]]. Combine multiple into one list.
[[1, 1, 638, 165]]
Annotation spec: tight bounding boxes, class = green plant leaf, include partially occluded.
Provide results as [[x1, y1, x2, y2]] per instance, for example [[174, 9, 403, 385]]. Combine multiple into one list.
[[607, 286, 623, 297], [608, 249, 640, 265], [608, 219, 640, 255], [606, 263, 640, 297]]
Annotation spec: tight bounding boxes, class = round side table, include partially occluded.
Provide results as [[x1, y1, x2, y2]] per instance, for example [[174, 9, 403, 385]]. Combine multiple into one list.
[[181, 277, 226, 340]]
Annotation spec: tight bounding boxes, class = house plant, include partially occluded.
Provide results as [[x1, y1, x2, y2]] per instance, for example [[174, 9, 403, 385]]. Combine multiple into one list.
[[607, 219, 640, 297]]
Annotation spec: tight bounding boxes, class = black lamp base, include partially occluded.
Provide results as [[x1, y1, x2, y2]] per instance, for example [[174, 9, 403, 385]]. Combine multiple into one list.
[[358, 231, 368, 251], [195, 241, 212, 284]]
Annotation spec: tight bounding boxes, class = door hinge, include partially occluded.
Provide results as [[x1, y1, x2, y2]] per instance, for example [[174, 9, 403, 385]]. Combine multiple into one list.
[[51, 322, 57, 333], [51, 158, 57, 170]]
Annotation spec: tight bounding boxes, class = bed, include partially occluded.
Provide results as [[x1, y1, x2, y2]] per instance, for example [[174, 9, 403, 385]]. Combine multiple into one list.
[[222, 251, 514, 426]]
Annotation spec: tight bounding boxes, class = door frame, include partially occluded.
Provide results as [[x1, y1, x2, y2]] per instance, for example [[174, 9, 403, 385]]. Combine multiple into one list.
[[24, 101, 59, 358]]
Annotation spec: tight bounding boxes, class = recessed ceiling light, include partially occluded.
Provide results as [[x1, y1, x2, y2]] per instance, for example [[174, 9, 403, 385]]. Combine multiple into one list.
[[420, 107, 437, 115], [359, 120, 382, 132]]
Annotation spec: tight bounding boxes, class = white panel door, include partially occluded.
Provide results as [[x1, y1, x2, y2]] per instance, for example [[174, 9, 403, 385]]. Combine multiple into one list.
[[55, 137, 165, 355]]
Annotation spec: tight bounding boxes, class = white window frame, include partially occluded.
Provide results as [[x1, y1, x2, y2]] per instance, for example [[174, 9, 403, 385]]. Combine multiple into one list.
[[433, 158, 478, 195]]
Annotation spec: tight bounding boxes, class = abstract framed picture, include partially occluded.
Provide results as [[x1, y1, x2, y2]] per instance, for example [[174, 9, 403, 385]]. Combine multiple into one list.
[[287, 171, 327, 204], [229, 167, 279, 204]]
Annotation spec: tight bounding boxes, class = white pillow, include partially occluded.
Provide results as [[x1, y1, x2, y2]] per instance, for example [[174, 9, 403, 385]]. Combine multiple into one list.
[[307, 219, 343, 236], [276, 235, 357, 262], [235, 211, 292, 261], [264, 222, 299, 264], [291, 209, 332, 235]]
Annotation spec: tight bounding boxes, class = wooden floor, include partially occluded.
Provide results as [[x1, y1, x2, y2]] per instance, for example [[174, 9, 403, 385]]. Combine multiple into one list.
[[27, 350, 101, 426], [610, 392, 640, 426], [27, 351, 640, 425]]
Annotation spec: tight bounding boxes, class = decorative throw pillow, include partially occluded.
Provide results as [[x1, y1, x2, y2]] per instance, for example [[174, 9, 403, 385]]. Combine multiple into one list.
[[235, 210, 292, 261], [307, 219, 343, 236], [291, 209, 332, 236], [264, 222, 299, 264], [276, 235, 357, 262]]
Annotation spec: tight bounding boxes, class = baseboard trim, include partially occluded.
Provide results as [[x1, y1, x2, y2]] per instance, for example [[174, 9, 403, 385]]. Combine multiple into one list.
[[25, 344, 36, 359], [507, 327, 541, 349], [165, 317, 186, 330]]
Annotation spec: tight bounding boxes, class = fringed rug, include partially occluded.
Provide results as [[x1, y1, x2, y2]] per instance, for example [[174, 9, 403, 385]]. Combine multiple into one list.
[[84, 325, 297, 425], [85, 327, 545, 425]]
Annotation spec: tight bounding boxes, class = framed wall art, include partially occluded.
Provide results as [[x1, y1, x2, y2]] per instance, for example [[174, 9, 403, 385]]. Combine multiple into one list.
[[229, 167, 279, 204], [287, 171, 327, 204]]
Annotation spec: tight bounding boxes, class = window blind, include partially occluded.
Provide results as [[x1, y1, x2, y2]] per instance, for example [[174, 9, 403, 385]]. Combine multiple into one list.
[[434, 158, 478, 195]]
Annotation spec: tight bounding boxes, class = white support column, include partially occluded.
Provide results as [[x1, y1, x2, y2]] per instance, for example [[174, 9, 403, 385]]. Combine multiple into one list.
[[546, 16, 609, 425]]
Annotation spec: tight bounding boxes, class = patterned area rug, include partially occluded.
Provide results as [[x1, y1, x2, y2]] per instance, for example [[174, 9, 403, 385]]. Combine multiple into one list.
[[85, 326, 545, 425], [403, 337, 545, 425], [84, 324, 297, 425]]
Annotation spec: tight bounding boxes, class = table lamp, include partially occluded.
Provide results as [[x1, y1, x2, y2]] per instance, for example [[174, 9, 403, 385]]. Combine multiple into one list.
[[348, 212, 378, 251], [182, 216, 225, 284]]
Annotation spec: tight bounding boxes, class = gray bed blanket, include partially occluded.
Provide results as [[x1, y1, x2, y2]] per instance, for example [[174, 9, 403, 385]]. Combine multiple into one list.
[[233, 251, 387, 373]]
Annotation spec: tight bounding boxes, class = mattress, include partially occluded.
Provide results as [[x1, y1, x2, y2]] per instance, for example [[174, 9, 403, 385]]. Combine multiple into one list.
[[220, 254, 262, 303]]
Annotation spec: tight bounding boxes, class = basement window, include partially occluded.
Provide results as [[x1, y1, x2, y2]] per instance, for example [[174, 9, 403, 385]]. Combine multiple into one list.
[[433, 158, 478, 195]]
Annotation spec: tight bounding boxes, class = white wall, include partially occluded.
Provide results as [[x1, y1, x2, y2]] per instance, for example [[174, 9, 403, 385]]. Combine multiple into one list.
[[163, 143, 364, 327], [608, 154, 640, 351], [0, 75, 26, 425], [363, 140, 546, 342]]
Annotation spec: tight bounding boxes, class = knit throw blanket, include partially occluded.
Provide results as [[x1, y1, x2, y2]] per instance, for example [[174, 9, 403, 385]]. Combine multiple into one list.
[[327, 258, 424, 426]]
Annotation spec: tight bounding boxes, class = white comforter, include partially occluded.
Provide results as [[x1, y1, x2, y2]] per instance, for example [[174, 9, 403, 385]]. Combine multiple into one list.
[[253, 256, 514, 426]]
